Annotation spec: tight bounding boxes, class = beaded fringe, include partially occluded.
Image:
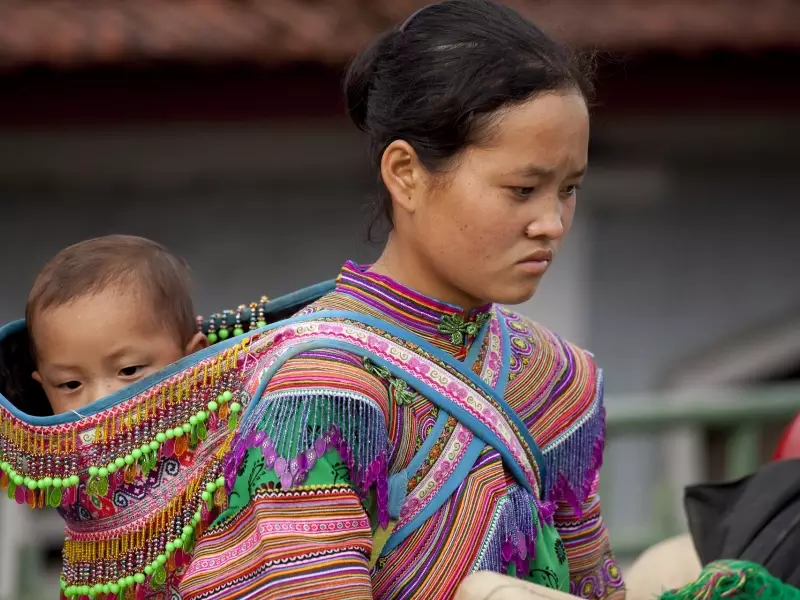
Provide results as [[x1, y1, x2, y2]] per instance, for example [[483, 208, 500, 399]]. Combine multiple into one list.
[[541, 372, 605, 519], [229, 390, 391, 524], [476, 485, 539, 577]]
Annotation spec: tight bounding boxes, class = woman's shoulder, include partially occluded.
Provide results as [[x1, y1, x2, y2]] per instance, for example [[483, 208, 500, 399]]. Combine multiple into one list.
[[497, 307, 602, 444], [496, 306, 598, 369]]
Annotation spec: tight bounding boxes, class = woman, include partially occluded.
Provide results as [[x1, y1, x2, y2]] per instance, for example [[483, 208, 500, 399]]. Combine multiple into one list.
[[180, 1, 622, 599]]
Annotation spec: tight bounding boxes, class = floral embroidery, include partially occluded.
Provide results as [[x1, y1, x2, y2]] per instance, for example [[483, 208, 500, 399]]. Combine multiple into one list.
[[437, 312, 490, 345]]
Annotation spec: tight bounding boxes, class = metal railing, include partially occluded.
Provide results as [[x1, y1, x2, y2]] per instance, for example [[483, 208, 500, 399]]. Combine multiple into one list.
[[602, 382, 800, 560]]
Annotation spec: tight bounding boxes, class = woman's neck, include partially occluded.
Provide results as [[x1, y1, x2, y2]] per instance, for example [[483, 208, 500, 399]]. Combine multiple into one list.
[[370, 236, 486, 314]]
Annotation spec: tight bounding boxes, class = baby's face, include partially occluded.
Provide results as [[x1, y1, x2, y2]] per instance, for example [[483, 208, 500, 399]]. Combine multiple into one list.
[[31, 288, 203, 415]]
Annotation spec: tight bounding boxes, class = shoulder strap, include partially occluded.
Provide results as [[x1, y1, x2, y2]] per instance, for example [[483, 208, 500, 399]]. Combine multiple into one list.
[[311, 309, 545, 481], [240, 311, 544, 497]]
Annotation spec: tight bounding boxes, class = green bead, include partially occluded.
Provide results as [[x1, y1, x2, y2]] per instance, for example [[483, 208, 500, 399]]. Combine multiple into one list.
[[156, 432, 167, 443], [233, 328, 244, 337], [134, 573, 145, 584], [218, 328, 230, 340], [12, 475, 23, 486], [125, 575, 135, 586], [230, 402, 242, 414], [216, 393, 224, 403], [189, 415, 198, 426], [208, 332, 218, 344], [257, 320, 267, 328], [109, 583, 119, 594], [52, 477, 62, 489], [132, 448, 143, 460], [182, 423, 192, 434], [102, 584, 110, 594], [141, 443, 152, 455], [118, 577, 127, 589], [93, 583, 104, 594], [124, 455, 135, 466], [107, 463, 118, 474], [207, 401, 218, 412], [42, 477, 53, 488], [156, 554, 167, 566], [197, 411, 208, 422], [201, 491, 211, 502], [144, 565, 153, 576], [166, 541, 175, 554], [205, 481, 216, 493], [115, 457, 126, 468], [88, 466, 99, 477], [183, 525, 193, 536], [173, 537, 184, 548], [0, 462, 8, 471], [98, 467, 108, 478], [194, 510, 202, 521], [149, 440, 160, 451], [26, 479, 37, 490], [165, 429, 175, 440], [69, 475, 80, 486], [215, 476, 225, 488], [222, 391, 233, 402], [173, 427, 184, 438]]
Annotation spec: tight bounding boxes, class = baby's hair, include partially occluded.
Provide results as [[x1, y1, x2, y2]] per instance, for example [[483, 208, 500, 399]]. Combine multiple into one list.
[[26, 235, 197, 355]]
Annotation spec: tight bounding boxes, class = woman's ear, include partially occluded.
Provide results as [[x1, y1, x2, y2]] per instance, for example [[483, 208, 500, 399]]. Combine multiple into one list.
[[380, 140, 425, 215]]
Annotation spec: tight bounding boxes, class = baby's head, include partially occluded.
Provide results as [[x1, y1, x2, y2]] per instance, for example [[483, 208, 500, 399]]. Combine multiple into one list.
[[27, 235, 208, 415]]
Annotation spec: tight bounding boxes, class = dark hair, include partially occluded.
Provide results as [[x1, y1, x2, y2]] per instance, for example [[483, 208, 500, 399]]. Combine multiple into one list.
[[26, 235, 197, 354], [344, 0, 594, 239]]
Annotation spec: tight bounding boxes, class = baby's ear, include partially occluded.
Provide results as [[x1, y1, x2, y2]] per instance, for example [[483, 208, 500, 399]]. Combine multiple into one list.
[[184, 333, 209, 356], [31, 370, 42, 385]]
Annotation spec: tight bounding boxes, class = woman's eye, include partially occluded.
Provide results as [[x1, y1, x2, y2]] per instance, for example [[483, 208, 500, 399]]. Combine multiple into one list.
[[119, 366, 144, 377], [58, 381, 82, 391], [512, 187, 536, 199]]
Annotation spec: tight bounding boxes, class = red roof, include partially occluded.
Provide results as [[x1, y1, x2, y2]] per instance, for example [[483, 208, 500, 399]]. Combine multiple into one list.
[[0, 0, 797, 70]]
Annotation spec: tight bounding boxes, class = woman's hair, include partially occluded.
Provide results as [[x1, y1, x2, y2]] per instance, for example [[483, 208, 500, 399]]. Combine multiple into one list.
[[344, 0, 595, 239]]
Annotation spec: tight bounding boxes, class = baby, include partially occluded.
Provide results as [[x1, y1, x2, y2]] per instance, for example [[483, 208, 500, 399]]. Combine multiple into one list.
[[26, 235, 208, 415]]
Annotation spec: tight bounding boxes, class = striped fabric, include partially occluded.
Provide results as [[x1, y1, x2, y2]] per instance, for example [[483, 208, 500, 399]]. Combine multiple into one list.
[[179, 262, 623, 599]]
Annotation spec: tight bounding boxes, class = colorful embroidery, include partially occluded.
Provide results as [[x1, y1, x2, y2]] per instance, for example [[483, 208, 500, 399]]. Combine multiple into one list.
[[178, 262, 622, 599]]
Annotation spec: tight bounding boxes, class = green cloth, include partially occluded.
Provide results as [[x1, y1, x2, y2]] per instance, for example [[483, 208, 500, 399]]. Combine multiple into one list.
[[218, 445, 569, 591], [660, 560, 800, 600]]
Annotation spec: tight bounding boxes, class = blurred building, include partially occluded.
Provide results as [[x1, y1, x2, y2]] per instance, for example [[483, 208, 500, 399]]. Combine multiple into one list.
[[0, 1, 798, 597]]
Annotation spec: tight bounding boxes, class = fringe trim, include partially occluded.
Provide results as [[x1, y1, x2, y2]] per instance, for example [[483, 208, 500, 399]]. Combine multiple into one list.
[[541, 374, 605, 520], [226, 390, 391, 526], [476, 485, 539, 577]]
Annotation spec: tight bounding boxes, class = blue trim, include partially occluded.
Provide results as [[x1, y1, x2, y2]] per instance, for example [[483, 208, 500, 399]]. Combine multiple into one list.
[[381, 437, 486, 556], [0, 319, 247, 426], [261, 280, 336, 316], [496, 311, 512, 398], [0, 280, 336, 426], [239, 337, 535, 497], [405, 410, 450, 476], [464, 315, 490, 367]]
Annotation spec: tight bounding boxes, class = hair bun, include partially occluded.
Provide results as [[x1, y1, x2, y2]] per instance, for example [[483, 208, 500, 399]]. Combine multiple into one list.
[[344, 29, 397, 131]]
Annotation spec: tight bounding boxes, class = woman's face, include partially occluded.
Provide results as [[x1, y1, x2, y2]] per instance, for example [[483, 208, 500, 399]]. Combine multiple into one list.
[[387, 89, 589, 308]]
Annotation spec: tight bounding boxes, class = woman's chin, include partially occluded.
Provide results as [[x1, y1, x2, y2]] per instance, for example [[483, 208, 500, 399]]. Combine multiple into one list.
[[483, 279, 540, 307]]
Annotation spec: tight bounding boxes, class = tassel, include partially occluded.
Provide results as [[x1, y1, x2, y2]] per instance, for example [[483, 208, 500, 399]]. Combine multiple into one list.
[[227, 412, 238, 432], [175, 435, 189, 457], [658, 561, 799, 600], [97, 475, 110, 496]]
